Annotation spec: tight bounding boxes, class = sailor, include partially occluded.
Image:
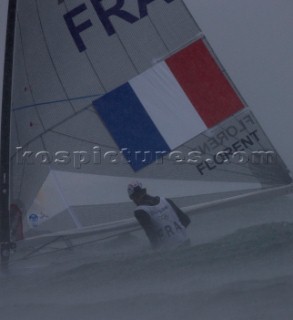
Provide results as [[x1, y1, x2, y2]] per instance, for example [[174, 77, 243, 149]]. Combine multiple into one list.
[[128, 181, 191, 251]]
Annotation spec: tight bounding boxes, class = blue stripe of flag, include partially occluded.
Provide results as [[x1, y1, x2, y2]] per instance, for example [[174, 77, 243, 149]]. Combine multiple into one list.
[[93, 83, 170, 171]]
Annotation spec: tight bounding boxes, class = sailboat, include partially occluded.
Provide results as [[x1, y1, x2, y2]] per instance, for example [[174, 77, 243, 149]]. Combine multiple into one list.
[[1, 0, 292, 264]]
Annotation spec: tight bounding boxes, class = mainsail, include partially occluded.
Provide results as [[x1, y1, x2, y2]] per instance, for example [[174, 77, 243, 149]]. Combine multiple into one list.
[[1, 0, 292, 260]]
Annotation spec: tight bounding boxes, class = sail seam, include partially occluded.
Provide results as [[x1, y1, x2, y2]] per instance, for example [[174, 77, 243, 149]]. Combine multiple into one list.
[[50, 129, 118, 150], [12, 93, 103, 111], [16, 11, 46, 132], [35, 0, 76, 114], [10, 104, 94, 151], [62, 0, 108, 94]]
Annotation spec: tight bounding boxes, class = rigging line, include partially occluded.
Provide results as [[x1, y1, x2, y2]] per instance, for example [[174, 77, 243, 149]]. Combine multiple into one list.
[[12, 93, 104, 111], [18, 236, 64, 261], [35, 0, 75, 113], [17, 229, 141, 261], [50, 129, 119, 150], [10, 103, 94, 153]]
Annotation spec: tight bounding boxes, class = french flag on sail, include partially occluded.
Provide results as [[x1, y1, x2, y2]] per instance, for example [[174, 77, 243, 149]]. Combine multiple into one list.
[[93, 40, 244, 171]]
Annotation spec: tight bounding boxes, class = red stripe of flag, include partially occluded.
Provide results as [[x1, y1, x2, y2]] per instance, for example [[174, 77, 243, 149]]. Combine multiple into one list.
[[166, 39, 244, 128]]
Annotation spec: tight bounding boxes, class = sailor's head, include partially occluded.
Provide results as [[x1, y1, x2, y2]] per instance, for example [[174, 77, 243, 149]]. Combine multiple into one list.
[[127, 181, 146, 204]]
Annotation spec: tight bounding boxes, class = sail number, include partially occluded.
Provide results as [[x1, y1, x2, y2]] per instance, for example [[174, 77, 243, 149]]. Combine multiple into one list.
[[64, 0, 175, 52]]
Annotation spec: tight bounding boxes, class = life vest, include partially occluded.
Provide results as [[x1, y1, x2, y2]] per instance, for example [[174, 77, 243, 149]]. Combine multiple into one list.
[[136, 197, 189, 250]]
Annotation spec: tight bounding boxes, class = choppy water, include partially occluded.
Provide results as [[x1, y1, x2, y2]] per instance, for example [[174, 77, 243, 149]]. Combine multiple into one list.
[[1, 194, 293, 320]]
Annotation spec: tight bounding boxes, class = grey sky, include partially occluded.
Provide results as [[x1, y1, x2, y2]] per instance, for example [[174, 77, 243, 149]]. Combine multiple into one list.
[[0, 0, 292, 171]]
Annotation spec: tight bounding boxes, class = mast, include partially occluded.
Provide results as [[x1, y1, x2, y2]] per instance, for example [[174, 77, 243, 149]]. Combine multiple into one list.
[[0, 0, 17, 265]]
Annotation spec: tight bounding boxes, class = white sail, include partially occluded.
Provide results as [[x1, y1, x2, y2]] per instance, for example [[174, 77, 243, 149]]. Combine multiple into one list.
[[4, 0, 292, 242]]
